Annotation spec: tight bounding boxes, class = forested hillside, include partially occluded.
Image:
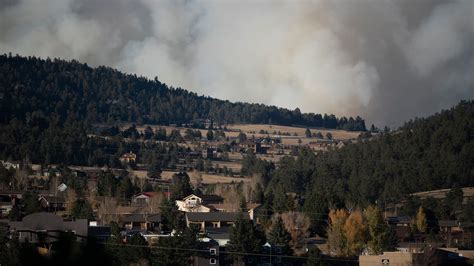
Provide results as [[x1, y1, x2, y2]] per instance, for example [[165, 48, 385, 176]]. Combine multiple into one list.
[[263, 100, 473, 208], [0, 54, 365, 130]]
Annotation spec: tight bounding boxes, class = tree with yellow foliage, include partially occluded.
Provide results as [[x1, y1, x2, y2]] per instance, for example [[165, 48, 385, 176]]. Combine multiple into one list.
[[344, 210, 366, 256], [327, 209, 349, 256], [416, 206, 427, 233]]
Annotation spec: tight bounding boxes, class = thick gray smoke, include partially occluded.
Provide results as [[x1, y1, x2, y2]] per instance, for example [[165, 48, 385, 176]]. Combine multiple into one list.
[[0, 0, 473, 126]]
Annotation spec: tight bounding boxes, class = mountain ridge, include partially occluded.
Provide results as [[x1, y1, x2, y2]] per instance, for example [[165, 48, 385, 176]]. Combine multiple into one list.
[[0, 54, 366, 131]]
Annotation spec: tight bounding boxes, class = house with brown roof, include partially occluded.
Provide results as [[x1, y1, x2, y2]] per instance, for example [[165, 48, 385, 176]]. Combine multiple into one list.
[[131, 192, 158, 205]]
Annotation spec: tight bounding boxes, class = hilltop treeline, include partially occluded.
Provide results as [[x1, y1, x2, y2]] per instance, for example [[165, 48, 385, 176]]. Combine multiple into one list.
[[252, 101, 473, 213], [0, 54, 365, 130]]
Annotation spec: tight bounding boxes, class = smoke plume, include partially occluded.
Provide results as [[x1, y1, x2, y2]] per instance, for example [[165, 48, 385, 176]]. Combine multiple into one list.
[[0, 0, 473, 126]]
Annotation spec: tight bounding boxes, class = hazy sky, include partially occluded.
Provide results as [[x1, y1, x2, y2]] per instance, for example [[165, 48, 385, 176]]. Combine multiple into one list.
[[1, 0, 473, 126]]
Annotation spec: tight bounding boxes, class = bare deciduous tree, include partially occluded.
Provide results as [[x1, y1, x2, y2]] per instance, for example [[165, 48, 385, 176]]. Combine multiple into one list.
[[148, 193, 164, 214], [327, 209, 349, 257], [13, 168, 29, 190], [190, 170, 203, 191], [66, 188, 77, 214], [97, 197, 119, 224], [281, 211, 310, 255]]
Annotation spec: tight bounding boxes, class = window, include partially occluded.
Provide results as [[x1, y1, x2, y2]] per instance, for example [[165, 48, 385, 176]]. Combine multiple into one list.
[[210, 248, 216, 255], [276, 246, 282, 253], [210, 258, 216, 264]]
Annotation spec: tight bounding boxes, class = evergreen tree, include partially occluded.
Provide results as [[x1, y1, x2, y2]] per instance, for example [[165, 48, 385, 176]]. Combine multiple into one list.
[[160, 199, 185, 231], [227, 212, 264, 264], [364, 205, 396, 255], [253, 183, 265, 204], [170, 172, 193, 200], [267, 215, 291, 252], [272, 186, 290, 213], [303, 191, 328, 237], [147, 156, 162, 179], [444, 184, 464, 218], [206, 129, 214, 141], [0, 223, 20, 265], [150, 225, 199, 265], [71, 199, 94, 220], [23, 191, 40, 215]]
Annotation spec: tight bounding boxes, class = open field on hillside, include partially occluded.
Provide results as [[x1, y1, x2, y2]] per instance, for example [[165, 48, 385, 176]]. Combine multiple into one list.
[[411, 187, 474, 203], [120, 123, 361, 140], [227, 124, 361, 140], [129, 169, 248, 184], [160, 170, 249, 185]]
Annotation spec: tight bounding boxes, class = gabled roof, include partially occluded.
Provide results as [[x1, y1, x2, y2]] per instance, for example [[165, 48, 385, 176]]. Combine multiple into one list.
[[439, 220, 459, 227], [208, 203, 260, 212], [9, 212, 88, 235], [199, 194, 224, 203], [122, 213, 161, 223], [183, 194, 201, 201], [186, 212, 249, 222], [182, 194, 223, 203], [132, 192, 157, 198], [38, 194, 66, 204]]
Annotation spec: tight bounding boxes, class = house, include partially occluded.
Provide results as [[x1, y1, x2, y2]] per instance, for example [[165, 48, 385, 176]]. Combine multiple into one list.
[[261, 242, 291, 265], [439, 221, 474, 248], [38, 194, 66, 212], [439, 220, 462, 233], [131, 192, 158, 205], [359, 248, 469, 266], [202, 148, 216, 159], [239, 140, 258, 153], [120, 151, 137, 163], [8, 212, 88, 243], [0, 201, 13, 218], [387, 216, 412, 227], [193, 240, 220, 266], [88, 225, 111, 243], [0, 160, 20, 169], [176, 194, 223, 212], [122, 213, 161, 231], [0, 191, 22, 218], [185, 212, 249, 231], [207, 202, 261, 221]]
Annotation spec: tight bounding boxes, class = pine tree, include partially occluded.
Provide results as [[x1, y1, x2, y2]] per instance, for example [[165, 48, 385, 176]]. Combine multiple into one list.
[[227, 212, 263, 264], [364, 205, 396, 255], [170, 172, 193, 200], [267, 215, 291, 246], [206, 129, 214, 141], [272, 186, 289, 213]]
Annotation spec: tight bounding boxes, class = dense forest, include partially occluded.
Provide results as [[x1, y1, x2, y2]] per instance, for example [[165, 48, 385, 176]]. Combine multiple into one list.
[[257, 101, 473, 223], [0, 54, 365, 130]]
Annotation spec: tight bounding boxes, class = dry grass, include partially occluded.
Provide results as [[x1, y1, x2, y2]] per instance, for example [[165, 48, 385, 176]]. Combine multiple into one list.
[[120, 123, 360, 140], [227, 124, 361, 140], [212, 161, 242, 172], [411, 187, 474, 203], [159, 170, 249, 185]]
